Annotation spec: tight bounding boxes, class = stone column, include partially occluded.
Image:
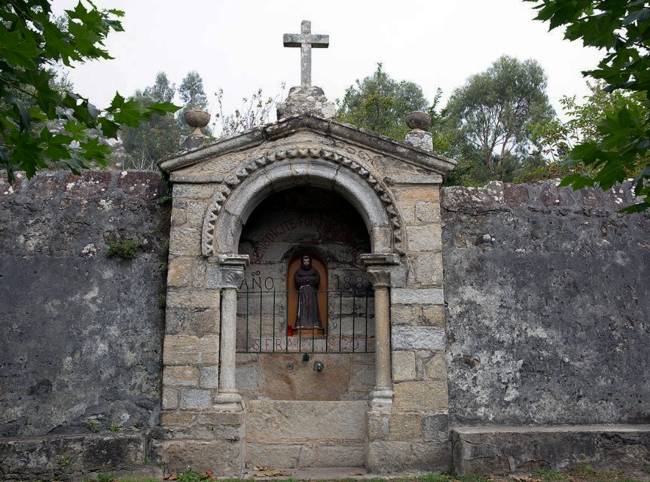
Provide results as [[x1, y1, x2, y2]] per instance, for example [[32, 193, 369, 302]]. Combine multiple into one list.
[[214, 254, 249, 411], [361, 253, 399, 411]]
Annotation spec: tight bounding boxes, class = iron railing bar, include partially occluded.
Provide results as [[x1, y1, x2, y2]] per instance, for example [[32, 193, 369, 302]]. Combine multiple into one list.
[[365, 292, 369, 353], [338, 289, 343, 352], [352, 291, 356, 353], [259, 289, 263, 353], [272, 289, 276, 353], [246, 289, 249, 353]]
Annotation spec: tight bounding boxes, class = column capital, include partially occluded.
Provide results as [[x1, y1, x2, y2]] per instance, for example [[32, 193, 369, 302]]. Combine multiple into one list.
[[360, 252, 400, 266], [361, 253, 399, 288], [214, 254, 249, 289]]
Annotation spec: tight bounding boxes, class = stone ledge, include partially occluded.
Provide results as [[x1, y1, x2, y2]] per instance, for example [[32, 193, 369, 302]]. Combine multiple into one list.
[[451, 424, 650, 476], [442, 180, 644, 214], [0, 432, 150, 481]]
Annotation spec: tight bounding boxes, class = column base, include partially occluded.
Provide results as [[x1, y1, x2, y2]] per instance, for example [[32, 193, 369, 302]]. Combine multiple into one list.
[[214, 391, 242, 411], [370, 388, 393, 412]]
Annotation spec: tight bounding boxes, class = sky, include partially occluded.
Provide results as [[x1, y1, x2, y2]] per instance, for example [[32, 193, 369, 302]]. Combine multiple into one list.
[[51, 0, 602, 119]]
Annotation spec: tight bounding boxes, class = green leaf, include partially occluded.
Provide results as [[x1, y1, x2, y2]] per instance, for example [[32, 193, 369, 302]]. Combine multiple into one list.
[[109, 92, 125, 110], [112, 98, 147, 126], [98, 118, 120, 138], [560, 173, 594, 189], [621, 201, 650, 213], [146, 101, 181, 115], [80, 137, 110, 161]]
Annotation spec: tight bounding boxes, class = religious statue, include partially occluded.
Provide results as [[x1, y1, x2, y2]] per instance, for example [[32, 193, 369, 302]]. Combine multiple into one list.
[[294, 255, 321, 329]]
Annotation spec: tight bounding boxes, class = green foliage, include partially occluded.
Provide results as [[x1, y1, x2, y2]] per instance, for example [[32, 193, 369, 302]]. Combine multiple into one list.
[[441, 55, 555, 185], [86, 418, 100, 433], [108, 421, 121, 433], [179, 71, 208, 111], [176, 469, 214, 482], [119, 72, 182, 170], [106, 236, 142, 260], [213, 85, 285, 138], [0, 1, 179, 180], [336, 63, 429, 140], [56, 454, 72, 467], [96, 474, 114, 482], [532, 467, 569, 481], [526, 0, 650, 211]]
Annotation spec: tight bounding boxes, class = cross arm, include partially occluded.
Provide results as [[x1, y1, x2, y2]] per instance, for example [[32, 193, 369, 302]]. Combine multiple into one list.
[[283, 33, 330, 48], [283, 34, 302, 47], [306, 34, 329, 48]]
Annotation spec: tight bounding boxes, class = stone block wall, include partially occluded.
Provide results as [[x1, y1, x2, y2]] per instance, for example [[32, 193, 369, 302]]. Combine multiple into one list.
[[163, 183, 222, 412], [0, 170, 169, 480], [160, 183, 243, 474], [442, 180, 650, 426], [368, 183, 451, 473]]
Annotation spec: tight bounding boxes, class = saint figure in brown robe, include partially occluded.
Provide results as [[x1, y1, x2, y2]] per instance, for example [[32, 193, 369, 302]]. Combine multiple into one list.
[[294, 255, 321, 329]]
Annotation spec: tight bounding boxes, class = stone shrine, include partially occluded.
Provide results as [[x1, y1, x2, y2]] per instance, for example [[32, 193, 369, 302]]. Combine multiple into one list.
[[158, 19, 455, 473], [1, 19, 649, 482]]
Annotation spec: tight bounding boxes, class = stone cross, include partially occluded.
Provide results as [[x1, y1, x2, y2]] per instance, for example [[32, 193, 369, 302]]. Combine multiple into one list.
[[283, 20, 329, 88]]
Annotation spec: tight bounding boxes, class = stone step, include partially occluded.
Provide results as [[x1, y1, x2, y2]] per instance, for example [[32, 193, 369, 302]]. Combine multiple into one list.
[[451, 424, 650, 475], [246, 400, 368, 468]]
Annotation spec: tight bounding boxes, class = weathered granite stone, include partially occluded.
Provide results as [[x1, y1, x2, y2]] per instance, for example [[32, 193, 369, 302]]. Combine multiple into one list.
[[392, 304, 445, 326], [163, 366, 199, 387], [392, 325, 445, 350], [199, 365, 219, 389], [0, 171, 167, 441], [394, 380, 449, 412], [404, 129, 433, 152], [392, 350, 416, 382], [315, 443, 366, 467], [161, 410, 242, 441], [405, 111, 431, 130], [246, 443, 315, 468], [162, 439, 242, 475], [0, 433, 148, 481], [451, 425, 650, 475], [368, 440, 451, 473], [443, 181, 650, 425], [406, 224, 442, 251], [422, 414, 449, 442], [276, 86, 336, 119], [163, 335, 219, 365], [246, 400, 367, 443], [179, 389, 212, 409], [389, 413, 423, 441], [391, 288, 444, 304]]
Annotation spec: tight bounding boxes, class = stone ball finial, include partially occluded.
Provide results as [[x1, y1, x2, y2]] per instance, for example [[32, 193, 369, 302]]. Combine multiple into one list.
[[184, 108, 211, 136], [405, 111, 431, 131]]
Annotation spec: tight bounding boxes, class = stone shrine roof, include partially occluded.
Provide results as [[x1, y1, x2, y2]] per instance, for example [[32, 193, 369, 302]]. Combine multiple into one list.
[[159, 113, 457, 177]]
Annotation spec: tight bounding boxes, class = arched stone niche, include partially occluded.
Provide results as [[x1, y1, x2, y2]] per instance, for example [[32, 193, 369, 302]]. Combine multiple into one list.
[[204, 149, 401, 409], [202, 148, 404, 257], [160, 128, 452, 474]]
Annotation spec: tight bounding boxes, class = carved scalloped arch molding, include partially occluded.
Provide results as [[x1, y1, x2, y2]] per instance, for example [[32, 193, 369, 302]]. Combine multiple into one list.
[[201, 147, 404, 256]]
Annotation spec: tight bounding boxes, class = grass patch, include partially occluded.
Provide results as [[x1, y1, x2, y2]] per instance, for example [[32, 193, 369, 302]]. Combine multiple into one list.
[[106, 237, 142, 259], [86, 418, 100, 433], [568, 464, 634, 481], [532, 467, 569, 481]]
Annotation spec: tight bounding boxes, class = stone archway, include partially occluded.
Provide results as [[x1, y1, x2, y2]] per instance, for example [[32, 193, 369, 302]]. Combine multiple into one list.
[[204, 149, 401, 413], [202, 148, 404, 257]]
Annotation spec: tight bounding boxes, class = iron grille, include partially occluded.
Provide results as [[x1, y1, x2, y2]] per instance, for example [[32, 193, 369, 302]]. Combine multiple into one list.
[[236, 289, 375, 353]]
